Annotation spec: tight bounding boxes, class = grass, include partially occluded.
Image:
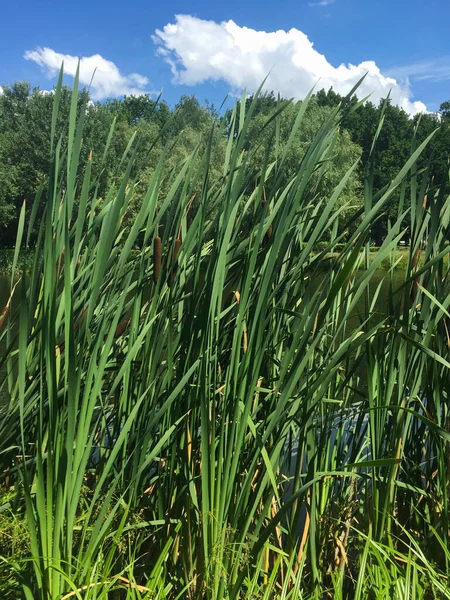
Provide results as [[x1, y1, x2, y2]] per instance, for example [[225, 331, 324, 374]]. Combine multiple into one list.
[[364, 246, 450, 270], [0, 69, 449, 599]]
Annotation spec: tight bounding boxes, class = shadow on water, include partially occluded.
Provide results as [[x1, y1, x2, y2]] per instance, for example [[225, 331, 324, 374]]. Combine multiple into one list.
[[0, 276, 9, 310]]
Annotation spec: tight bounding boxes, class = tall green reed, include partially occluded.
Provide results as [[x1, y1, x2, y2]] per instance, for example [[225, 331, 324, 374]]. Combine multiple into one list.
[[0, 67, 449, 599]]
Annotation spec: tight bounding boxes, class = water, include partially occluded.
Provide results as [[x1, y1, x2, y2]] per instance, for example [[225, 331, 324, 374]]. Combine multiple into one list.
[[0, 275, 9, 311], [0, 274, 15, 406]]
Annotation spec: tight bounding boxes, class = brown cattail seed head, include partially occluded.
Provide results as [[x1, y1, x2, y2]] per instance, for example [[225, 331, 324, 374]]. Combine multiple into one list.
[[263, 202, 272, 244], [114, 318, 130, 339], [170, 237, 182, 284], [153, 235, 162, 284], [76, 307, 88, 330], [173, 237, 182, 262]]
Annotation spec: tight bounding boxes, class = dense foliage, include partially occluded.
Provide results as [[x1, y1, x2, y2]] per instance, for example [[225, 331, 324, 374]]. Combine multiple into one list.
[[3, 80, 448, 247], [0, 70, 450, 599]]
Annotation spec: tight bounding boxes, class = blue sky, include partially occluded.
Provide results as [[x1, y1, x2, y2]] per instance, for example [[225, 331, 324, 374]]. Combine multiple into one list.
[[1, 0, 450, 114]]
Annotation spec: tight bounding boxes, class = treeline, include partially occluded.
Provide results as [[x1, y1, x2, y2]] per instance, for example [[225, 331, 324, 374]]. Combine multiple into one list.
[[0, 81, 449, 247], [316, 89, 450, 242]]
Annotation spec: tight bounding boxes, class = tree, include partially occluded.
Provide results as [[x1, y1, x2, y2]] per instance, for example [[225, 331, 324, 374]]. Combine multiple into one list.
[[2, 77, 450, 249], [439, 101, 450, 120], [245, 97, 363, 224], [415, 111, 450, 195], [222, 91, 282, 139], [104, 93, 171, 132], [0, 83, 130, 244], [316, 87, 342, 109], [315, 90, 424, 243]]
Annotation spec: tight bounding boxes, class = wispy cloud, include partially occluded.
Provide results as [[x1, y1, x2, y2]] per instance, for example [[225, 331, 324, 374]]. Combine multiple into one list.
[[387, 57, 450, 84], [24, 47, 152, 99], [308, 0, 335, 6], [153, 15, 427, 115]]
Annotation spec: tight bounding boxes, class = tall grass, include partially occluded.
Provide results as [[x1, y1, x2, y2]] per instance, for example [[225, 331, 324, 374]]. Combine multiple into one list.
[[0, 69, 449, 599]]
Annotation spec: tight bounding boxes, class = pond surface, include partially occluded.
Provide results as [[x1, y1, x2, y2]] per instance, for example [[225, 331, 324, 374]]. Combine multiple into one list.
[[0, 275, 11, 311], [1, 273, 23, 406]]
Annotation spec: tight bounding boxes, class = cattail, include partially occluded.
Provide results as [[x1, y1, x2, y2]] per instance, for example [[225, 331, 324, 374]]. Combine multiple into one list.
[[0, 305, 9, 333], [170, 236, 182, 284], [114, 318, 130, 339], [153, 234, 162, 284], [1, 280, 20, 334], [186, 420, 192, 464], [173, 237, 182, 262], [56, 248, 66, 273], [263, 201, 272, 245], [75, 306, 88, 330], [232, 216, 238, 237], [243, 322, 248, 353], [411, 246, 421, 307]]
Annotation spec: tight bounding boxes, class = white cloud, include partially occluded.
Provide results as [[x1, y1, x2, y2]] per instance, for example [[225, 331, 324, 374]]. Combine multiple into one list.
[[387, 57, 450, 84], [24, 47, 150, 100], [309, 0, 335, 7], [153, 15, 427, 115]]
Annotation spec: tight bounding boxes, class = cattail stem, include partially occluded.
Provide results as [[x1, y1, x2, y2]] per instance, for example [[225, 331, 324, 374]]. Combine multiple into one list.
[[57, 248, 66, 273], [153, 231, 162, 284]]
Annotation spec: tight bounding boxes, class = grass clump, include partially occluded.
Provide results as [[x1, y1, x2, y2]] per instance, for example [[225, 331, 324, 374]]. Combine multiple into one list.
[[0, 69, 449, 599]]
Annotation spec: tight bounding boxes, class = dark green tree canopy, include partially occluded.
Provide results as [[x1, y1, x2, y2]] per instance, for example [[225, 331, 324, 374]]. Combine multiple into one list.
[[1, 80, 450, 247]]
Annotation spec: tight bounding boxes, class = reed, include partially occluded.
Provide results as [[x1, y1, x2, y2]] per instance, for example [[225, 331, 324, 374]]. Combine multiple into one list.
[[0, 305, 9, 333], [153, 233, 162, 284], [0, 68, 449, 600]]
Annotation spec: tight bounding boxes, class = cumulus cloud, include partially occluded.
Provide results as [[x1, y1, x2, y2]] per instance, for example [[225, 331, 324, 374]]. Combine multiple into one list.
[[153, 15, 426, 115], [24, 47, 150, 99]]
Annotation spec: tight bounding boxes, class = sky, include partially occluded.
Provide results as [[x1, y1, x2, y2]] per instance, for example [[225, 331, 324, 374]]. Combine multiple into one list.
[[1, 0, 450, 115]]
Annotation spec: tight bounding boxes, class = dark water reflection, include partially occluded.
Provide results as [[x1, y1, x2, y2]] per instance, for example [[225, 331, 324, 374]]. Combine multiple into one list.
[[0, 274, 17, 406], [0, 275, 11, 315]]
